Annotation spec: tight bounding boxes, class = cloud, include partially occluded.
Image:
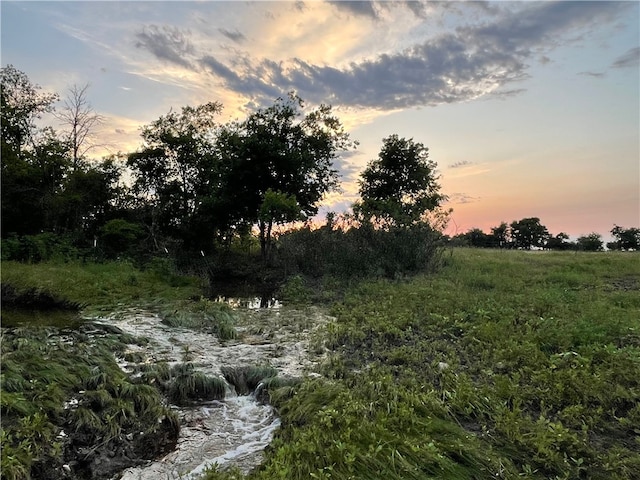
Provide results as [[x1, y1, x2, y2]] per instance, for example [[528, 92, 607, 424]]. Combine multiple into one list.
[[200, 2, 630, 111], [327, 1, 379, 20], [446, 192, 479, 205], [578, 71, 606, 79], [611, 47, 640, 69], [135, 25, 195, 68], [115, 128, 126, 134], [449, 160, 473, 169], [219, 28, 246, 44]]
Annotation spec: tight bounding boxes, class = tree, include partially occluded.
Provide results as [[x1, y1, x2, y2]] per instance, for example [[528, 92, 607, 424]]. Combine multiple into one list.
[[465, 228, 492, 248], [576, 233, 604, 252], [509, 217, 549, 249], [1, 64, 58, 155], [127, 102, 223, 251], [490, 222, 509, 248], [608, 225, 640, 251], [355, 135, 445, 228], [215, 93, 355, 260], [55, 83, 103, 168], [546, 232, 573, 251]]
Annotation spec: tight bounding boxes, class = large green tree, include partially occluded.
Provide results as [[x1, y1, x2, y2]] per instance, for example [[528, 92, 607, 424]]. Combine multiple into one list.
[[127, 102, 223, 251], [354, 135, 445, 228], [509, 217, 550, 249], [215, 94, 354, 260]]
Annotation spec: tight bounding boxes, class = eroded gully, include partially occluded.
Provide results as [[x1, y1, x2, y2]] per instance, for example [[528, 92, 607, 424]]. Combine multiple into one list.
[[101, 302, 332, 479]]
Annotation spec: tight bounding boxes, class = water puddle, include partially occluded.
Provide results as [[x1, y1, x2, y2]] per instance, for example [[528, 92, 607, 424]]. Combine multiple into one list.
[[103, 303, 331, 479]]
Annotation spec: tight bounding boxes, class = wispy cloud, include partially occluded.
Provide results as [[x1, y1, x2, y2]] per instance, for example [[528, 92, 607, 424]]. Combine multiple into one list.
[[135, 25, 195, 68], [219, 28, 246, 44], [578, 71, 606, 78], [449, 160, 474, 169], [611, 47, 640, 69], [446, 192, 480, 205]]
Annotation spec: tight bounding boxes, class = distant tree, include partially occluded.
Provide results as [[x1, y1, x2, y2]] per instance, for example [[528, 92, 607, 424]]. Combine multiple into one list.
[[355, 135, 445, 228], [215, 94, 354, 260], [608, 225, 640, 251], [576, 233, 604, 252], [510, 217, 549, 249], [490, 222, 509, 248], [546, 232, 574, 251], [465, 228, 493, 248], [55, 83, 103, 168]]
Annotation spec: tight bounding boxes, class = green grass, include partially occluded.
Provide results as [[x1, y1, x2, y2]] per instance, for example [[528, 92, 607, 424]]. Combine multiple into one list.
[[161, 298, 237, 340], [0, 325, 179, 480], [204, 248, 640, 480], [1, 259, 202, 314]]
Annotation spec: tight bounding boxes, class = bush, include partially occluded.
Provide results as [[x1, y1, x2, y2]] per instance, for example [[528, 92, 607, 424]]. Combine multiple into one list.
[[1, 233, 84, 262], [276, 223, 444, 280]]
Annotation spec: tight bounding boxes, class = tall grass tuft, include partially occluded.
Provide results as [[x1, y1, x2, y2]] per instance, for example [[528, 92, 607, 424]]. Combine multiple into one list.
[[165, 363, 226, 405], [161, 298, 237, 341], [221, 365, 278, 395]]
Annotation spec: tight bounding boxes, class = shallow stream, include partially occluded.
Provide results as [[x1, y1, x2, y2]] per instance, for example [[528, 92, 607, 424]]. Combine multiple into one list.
[[102, 301, 331, 479]]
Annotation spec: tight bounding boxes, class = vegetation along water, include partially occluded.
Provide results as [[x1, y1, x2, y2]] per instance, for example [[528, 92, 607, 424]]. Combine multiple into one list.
[[2, 248, 639, 479]]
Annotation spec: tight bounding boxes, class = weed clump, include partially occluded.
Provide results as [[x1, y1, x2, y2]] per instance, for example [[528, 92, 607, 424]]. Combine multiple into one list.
[[161, 298, 237, 340], [0, 325, 179, 480], [221, 365, 278, 396], [162, 363, 226, 405]]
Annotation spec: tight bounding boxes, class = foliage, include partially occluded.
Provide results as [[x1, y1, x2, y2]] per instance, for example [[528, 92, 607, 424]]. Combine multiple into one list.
[[217, 249, 639, 480], [276, 220, 445, 280], [1, 64, 58, 153], [576, 232, 604, 251], [545, 232, 574, 251], [0, 325, 178, 480], [163, 363, 226, 405], [354, 134, 445, 228], [608, 225, 640, 251], [221, 365, 279, 396], [160, 298, 237, 341], [98, 218, 144, 258], [509, 217, 550, 249], [1, 66, 124, 243], [215, 93, 355, 260]]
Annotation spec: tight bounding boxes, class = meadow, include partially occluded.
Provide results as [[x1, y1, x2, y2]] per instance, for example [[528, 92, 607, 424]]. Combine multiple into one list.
[[2, 248, 639, 479], [207, 248, 640, 479]]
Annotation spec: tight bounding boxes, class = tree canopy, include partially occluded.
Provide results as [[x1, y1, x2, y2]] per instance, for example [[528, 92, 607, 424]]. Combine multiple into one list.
[[355, 134, 445, 228], [215, 94, 355, 259]]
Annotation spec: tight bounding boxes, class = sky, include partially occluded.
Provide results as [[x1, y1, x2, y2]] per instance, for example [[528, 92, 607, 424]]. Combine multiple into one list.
[[2, 0, 639, 240]]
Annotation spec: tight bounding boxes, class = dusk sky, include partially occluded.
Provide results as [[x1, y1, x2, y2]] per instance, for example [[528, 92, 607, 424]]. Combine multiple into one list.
[[2, 1, 639, 239]]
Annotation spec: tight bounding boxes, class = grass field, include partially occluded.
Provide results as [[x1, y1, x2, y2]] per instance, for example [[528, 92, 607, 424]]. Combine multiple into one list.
[[2, 249, 639, 479], [206, 248, 640, 480], [1, 258, 202, 316]]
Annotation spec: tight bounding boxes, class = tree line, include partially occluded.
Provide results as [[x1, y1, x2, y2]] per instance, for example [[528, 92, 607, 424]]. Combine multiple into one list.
[[448, 218, 640, 251], [2, 65, 637, 270], [1, 65, 449, 269]]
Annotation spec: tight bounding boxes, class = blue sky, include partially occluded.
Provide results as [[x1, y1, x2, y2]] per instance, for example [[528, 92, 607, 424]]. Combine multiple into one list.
[[2, 1, 639, 239]]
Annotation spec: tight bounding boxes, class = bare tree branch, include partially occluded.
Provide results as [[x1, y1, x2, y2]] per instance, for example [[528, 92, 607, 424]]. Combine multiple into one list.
[[55, 83, 104, 168]]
